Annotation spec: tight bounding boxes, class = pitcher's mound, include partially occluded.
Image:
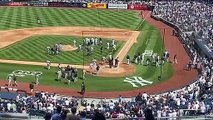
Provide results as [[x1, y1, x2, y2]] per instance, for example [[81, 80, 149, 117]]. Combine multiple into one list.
[[86, 63, 136, 77], [62, 45, 77, 51]]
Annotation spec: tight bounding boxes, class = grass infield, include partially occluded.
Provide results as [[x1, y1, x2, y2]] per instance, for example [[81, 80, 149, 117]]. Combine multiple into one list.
[[0, 35, 124, 64]]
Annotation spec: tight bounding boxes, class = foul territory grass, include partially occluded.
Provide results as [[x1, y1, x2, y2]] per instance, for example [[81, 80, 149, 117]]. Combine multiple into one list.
[[0, 7, 141, 30], [127, 21, 173, 82], [0, 35, 124, 64], [0, 62, 172, 92]]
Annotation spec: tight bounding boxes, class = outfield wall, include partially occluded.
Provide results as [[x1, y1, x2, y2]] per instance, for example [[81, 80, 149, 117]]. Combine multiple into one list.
[[0, 1, 151, 10]]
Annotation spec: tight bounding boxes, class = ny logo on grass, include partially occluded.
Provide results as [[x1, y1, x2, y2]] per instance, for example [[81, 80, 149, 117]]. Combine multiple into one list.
[[10, 70, 43, 77], [124, 76, 153, 87]]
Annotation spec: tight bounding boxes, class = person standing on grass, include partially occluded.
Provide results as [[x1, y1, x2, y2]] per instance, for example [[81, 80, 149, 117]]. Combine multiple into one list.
[[35, 74, 39, 85], [46, 60, 51, 70], [57, 69, 62, 81], [83, 69, 86, 80], [107, 42, 110, 50], [81, 82, 85, 95], [100, 45, 103, 55], [126, 55, 130, 65], [173, 54, 178, 64], [79, 44, 82, 52], [37, 17, 41, 24], [73, 40, 76, 47]]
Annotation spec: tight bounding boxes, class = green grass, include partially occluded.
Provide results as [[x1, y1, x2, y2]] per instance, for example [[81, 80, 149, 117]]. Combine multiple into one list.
[[127, 21, 173, 83], [0, 61, 172, 92], [0, 7, 141, 30], [0, 35, 124, 64], [0, 7, 174, 92], [0, 21, 173, 92]]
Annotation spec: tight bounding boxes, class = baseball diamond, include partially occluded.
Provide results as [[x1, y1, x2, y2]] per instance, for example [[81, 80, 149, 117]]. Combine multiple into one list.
[[0, 7, 196, 92], [0, 6, 197, 97], [0, 0, 210, 119]]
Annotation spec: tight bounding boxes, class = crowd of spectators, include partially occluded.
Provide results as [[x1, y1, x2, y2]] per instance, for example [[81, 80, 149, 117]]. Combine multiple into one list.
[[153, 1, 213, 51]]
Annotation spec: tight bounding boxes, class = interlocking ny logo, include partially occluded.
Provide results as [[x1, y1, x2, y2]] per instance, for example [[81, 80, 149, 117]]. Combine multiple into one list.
[[11, 70, 43, 77], [124, 76, 153, 87]]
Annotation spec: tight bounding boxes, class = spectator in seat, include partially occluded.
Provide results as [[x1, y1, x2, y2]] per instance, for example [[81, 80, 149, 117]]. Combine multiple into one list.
[[92, 109, 106, 120], [66, 107, 80, 120], [51, 106, 62, 120]]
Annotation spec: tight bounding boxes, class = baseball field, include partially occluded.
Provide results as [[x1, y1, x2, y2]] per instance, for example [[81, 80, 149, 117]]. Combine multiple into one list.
[[0, 7, 175, 93]]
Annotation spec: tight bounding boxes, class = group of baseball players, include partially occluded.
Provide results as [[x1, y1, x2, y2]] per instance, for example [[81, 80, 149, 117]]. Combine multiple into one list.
[[77, 37, 117, 56], [56, 64, 78, 85], [6, 37, 119, 94], [7, 72, 40, 90], [46, 43, 63, 55], [126, 51, 177, 66], [107, 55, 120, 68]]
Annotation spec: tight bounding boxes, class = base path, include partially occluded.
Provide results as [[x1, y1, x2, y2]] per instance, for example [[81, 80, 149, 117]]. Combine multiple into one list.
[[0, 11, 197, 98]]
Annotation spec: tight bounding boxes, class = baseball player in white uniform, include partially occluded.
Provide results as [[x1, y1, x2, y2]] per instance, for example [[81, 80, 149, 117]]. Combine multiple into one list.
[[78, 44, 82, 51], [46, 60, 51, 70], [113, 44, 116, 51], [107, 42, 110, 50], [57, 70, 62, 80], [35, 74, 39, 85], [73, 40, 76, 47], [7, 74, 13, 86]]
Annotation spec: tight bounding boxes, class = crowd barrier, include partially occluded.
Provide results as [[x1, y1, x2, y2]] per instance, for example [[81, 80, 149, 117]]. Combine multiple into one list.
[[0, 1, 150, 10], [108, 3, 127, 9], [128, 4, 148, 10], [8, 2, 28, 6], [29, 1, 48, 7], [48, 2, 86, 8]]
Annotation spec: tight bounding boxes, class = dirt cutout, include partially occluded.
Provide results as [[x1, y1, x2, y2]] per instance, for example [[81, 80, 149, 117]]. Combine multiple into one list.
[[0, 27, 140, 77]]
